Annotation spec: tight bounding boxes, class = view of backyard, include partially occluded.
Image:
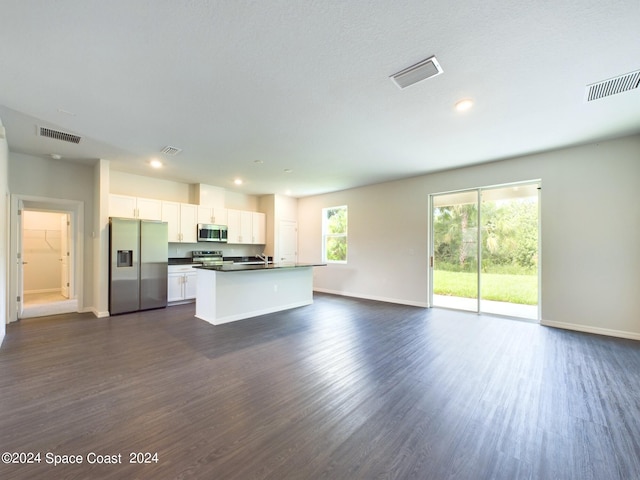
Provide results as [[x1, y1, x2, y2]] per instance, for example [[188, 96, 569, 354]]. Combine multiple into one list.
[[432, 185, 539, 318]]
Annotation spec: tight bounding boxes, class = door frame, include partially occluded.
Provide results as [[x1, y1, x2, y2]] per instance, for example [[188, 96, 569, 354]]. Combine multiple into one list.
[[429, 180, 541, 320], [9, 194, 83, 322]]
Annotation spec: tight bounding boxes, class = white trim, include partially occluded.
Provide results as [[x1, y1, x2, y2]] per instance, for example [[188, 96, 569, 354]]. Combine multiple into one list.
[[24, 288, 62, 295], [86, 307, 110, 318], [9, 194, 84, 321], [541, 319, 640, 341], [314, 288, 428, 308], [21, 299, 78, 318]]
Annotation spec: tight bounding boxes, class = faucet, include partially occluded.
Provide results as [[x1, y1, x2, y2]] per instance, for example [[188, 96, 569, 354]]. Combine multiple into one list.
[[256, 253, 268, 265]]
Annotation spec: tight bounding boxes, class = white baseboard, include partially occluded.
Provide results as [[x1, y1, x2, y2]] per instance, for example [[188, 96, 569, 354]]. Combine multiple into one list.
[[313, 288, 428, 308], [196, 300, 313, 326], [24, 288, 60, 294], [541, 319, 640, 341], [87, 307, 110, 318]]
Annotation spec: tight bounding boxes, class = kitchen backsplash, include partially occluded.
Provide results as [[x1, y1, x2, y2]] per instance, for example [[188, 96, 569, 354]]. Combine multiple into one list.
[[168, 243, 264, 258]]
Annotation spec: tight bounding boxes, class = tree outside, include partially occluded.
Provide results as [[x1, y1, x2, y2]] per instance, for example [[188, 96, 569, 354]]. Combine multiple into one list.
[[324, 206, 347, 262], [433, 193, 538, 305]]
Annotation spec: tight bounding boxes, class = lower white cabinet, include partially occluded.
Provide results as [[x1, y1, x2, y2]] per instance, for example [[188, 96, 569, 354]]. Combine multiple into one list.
[[168, 265, 198, 303]]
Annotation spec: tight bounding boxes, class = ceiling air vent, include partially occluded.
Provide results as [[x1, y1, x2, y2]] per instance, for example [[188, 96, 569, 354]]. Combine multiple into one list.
[[390, 55, 443, 89], [37, 126, 81, 144], [586, 69, 640, 102], [161, 145, 182, 155]]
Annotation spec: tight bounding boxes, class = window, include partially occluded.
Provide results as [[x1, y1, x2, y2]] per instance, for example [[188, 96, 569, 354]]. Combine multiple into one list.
[[322, 205, 347, 263]]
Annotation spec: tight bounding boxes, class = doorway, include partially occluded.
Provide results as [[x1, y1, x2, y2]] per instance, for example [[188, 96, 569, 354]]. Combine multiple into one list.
[[278, 220, 298, 263], [430, 181, 540, 320], [21, 210, 77, 318], [10, 195, 82, 321]]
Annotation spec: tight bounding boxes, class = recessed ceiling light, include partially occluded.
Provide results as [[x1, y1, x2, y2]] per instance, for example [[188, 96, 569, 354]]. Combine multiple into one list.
[[234, 178, 243, 185], [150, 159, 163, 168], [455, 99, 474, 112], [285, 189, 292, 196], [50, 153, 62, 160]]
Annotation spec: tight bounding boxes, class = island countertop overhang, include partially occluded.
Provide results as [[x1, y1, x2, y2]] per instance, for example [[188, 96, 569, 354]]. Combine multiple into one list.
[[194, 263, 325, 272]]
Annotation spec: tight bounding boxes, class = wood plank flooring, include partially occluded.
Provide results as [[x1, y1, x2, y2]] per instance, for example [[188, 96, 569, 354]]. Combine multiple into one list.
[[1, 293, 639, 479]]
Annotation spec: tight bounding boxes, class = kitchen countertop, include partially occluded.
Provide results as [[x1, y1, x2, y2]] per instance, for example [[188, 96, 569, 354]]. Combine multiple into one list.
[[194, 263, 325, 272], [168, 256, 273, 266]]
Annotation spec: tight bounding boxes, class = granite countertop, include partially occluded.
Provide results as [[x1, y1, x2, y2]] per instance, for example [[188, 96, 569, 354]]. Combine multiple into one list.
[[169, 256, 273, 266], [194, 263, 326, 272]]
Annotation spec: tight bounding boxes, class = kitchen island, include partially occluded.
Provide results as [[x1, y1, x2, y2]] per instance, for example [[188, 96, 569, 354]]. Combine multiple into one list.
[[194, 263, 325, 325]]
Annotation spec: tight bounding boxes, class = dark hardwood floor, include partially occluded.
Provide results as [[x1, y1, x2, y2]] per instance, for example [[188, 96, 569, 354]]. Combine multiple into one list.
[[1, 293, 639, 479]]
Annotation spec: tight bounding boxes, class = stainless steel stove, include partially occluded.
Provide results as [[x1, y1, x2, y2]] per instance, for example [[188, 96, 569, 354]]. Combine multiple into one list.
[[192, 250, 223, 266]]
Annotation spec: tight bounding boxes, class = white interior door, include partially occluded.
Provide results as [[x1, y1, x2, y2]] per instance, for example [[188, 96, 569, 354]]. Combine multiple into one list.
[[279, 220, 298, 263], [60, 213, 70, 298]]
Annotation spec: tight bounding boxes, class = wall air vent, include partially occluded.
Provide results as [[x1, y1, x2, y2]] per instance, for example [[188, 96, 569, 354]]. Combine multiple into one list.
[[161, 145, 182, 155], [586, 69, 640, 102], [37, 126, 81, 144], [390, 55, 443, 89]]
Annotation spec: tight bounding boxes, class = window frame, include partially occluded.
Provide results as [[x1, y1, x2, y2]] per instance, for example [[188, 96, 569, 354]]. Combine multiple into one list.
[[322, 205, 348, 264]]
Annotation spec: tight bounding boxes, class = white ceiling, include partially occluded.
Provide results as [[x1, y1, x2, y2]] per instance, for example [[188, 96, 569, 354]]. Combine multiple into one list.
[[1, 0, 639, 197]]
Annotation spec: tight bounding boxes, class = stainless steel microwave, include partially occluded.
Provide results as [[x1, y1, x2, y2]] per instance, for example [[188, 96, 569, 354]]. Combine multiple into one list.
[[197, 223, 228, 243]]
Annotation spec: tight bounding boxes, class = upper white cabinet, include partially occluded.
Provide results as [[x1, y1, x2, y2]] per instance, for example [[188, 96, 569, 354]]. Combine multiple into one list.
[[162, 201, 198, 243], [252, 212, 266, 244], [109, 194, 162, 220], [197, 206, 228, 226], [227, 209, 265, 244], [109, 193, 262, 245]]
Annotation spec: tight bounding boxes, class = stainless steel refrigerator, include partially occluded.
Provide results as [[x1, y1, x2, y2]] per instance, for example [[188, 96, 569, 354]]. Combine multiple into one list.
[[109, 217, 168, 315]]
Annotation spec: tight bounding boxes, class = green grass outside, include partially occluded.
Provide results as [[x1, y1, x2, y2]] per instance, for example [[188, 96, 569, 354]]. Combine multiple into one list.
[[434, 270, 538, 305]]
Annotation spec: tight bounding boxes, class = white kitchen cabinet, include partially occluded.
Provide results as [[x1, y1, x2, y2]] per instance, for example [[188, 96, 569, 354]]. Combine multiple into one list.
[[226, 209, 241, 243], [184, 271, 198, 298], [162, 201, 198, 243], [252, 212, 266, 244], [167, 273, 185, 302], [109, 194, 162, 220], [168, 265, 198, 303], [227, 209, 266, 244], [197, 206, 228, 225]]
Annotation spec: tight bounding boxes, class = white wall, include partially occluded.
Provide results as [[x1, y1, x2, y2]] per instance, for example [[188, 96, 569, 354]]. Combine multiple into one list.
[[9, 153, 95, 312], [298, 134, 640, 340], [110, 170, 191, 203], [93, 159, 110, 317], [0, 118, 8, 345], [110, 170, 260, 210]]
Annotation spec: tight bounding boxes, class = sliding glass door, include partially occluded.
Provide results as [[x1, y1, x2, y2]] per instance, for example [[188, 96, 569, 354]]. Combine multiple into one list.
[[432, 190, 479, 312], [431, 182, 539, 320]]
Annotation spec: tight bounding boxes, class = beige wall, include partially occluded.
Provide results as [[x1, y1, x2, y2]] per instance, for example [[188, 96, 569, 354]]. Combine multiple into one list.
[[4, 135, 639, 341], [110, 170, 259, 210], [298, 134, 640, 340], [9, 153, 95, 312]]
